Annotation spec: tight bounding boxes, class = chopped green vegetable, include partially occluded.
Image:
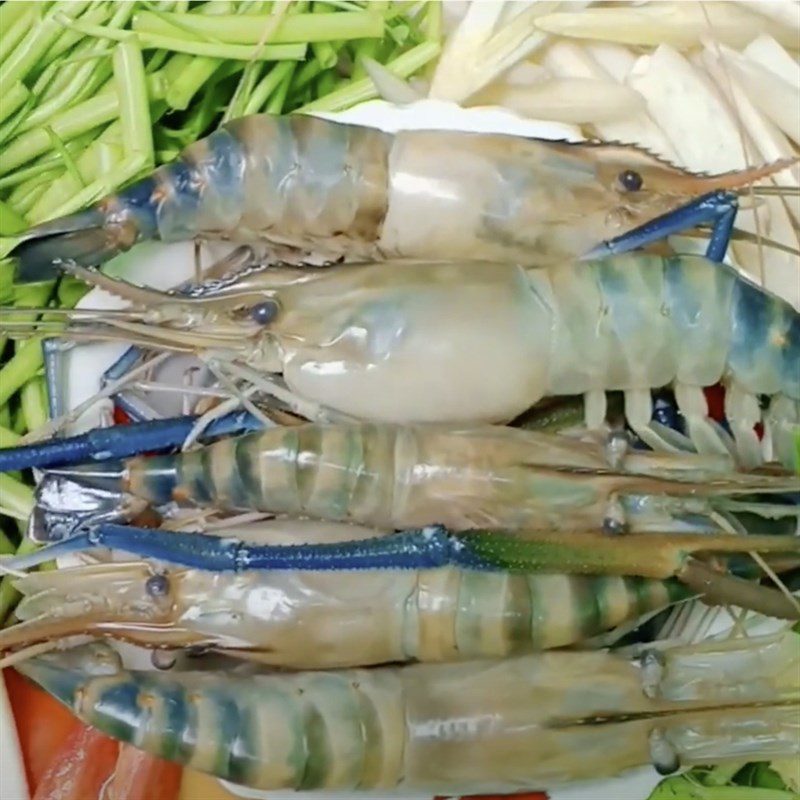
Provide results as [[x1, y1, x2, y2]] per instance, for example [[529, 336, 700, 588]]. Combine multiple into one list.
[[132, 9, 385, 44]]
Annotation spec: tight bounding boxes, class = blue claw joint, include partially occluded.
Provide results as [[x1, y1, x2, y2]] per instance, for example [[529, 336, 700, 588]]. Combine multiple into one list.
[[4, 523, 498, 573], [584, 190, 737, 263], [0, 411, 262, 473]]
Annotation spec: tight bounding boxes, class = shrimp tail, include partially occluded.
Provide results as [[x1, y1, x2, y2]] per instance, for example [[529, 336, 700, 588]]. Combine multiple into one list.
[[11, 207, 144, 282]]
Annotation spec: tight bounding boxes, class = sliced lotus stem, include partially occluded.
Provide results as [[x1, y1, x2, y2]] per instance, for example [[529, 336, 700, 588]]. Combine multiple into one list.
[[743, 35, 800, 89], [362, 57, 422, 105], [471, 78, 646, 124], [533, 3, 797, 49]]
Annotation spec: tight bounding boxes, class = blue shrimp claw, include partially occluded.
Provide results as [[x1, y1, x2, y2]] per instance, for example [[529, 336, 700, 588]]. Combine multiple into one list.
[[0, 411, 261, 473], [584, 191, 737, 263]]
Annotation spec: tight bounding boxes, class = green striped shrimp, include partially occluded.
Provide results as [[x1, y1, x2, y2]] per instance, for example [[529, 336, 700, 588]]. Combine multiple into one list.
[[11, 113, 793, 282], [3, 518, 798, 667], [4, 252, 797, 468], [0, 537, 682, 668], [116, 422, 799, 534], [17, 632, 800, 792]]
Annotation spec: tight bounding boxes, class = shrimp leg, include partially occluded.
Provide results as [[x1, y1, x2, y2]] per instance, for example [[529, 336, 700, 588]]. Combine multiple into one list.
[[0, 411, 260, 472], [586, 190, 738, 262]]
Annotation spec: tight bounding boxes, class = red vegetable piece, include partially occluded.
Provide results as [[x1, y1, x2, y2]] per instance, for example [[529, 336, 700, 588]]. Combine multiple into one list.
[[113, 406, 132, 425], [703, 384, 726, 423], [3, 668, 82, 794], [32, 724, 119, 800], [105, 744, 182, 800]]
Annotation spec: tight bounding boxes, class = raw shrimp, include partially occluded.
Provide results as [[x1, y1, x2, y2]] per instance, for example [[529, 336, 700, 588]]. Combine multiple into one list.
[[5, 252, 797, 467], [16, 633, 800, 791], [8, 521, 799, 620], [75, 422, 800, 534], [0, 519, 686, 667], [11, 114, 794, 281]]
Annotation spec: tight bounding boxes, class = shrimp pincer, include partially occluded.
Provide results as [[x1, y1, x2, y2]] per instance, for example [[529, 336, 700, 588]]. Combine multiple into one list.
[[16, 633, 800, 791], [0, 521, 686, 667], [10, 113, 795, 281], [5, 252, 797, 468]]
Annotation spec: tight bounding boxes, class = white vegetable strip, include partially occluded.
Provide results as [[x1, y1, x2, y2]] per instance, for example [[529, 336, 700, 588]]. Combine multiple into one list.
[[737, 0, 800, 34], [543, 40, 678, 159], [362, 57, 423, 105], [429, 1, 563, 103], [626, 44, 750, 174], [533, 2, 797, 49], [700, 46, 800, 307], [625, 43, 788, 294], [472, 78, 645, 123], [584, 42, 637, 83], [743, 34, 800, 89], [724, 54, 800, 145]]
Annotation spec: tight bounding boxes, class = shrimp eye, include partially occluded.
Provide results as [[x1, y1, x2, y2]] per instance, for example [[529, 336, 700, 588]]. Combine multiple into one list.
[[251, 299, 279, 325], [618, 169, 643, 192], [145, 574, 170, 598]]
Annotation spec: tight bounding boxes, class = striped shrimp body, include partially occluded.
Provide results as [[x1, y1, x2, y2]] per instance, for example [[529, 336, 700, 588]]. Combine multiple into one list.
[[117, 423, 800, 534], [11, 114, 794, 282], [1, 519, 684, 667], [10, 252, 797, 468], [18, 633, 800, 791]]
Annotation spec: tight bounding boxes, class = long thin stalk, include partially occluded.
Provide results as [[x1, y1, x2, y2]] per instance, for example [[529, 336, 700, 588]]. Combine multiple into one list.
[[0, 475, 34, 521], [133, 9, 384, 44], [0, 83, 30, 127], [0, 424, 21, 449], [57, 18, 307, 61], [113, 37, 155, 167], [1, 70, 168, 176], [0, 538, 38, 625], [21, 377, 48, 433], [245, 60, 295, 114], [0, 340, 43, 407], [0, 1, 91, 88], [0, 200, 27, 236]]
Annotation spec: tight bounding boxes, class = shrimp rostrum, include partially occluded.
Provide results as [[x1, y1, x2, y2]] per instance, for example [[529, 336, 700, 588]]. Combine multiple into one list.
[[16, 632, 800, 791], [10, 113, 795, 281], [5, 251, 798, 468]]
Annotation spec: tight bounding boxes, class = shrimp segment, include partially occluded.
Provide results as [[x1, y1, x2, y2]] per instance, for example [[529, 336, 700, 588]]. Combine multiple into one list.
[[18, 633, 800, 791], [11, 114, 794, 281]]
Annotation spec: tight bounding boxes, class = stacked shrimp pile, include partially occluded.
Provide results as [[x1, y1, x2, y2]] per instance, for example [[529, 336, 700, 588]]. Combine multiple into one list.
[[0, 2, 799, 798]]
